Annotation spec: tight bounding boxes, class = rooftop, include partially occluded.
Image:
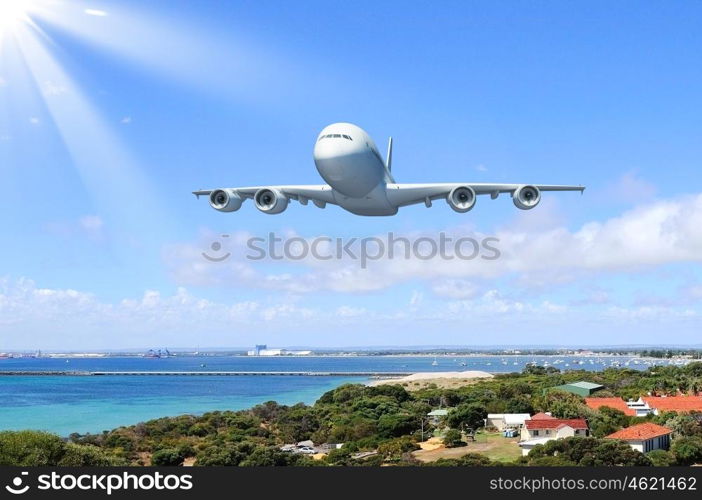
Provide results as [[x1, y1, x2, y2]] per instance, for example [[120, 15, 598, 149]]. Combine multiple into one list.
[[568, 381, 605, 390], [585, 397, 636, 416], [530, 412, 556, 420], [518, 437, 553, 447], [525, 418, 588, 430], [605, 423, 672, 441], [642, 396, 702, 413], [427, 409, 448, 416]]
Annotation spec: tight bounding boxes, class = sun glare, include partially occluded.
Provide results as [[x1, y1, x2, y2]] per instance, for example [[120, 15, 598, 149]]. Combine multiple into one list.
[[0, 0, 32, 34]]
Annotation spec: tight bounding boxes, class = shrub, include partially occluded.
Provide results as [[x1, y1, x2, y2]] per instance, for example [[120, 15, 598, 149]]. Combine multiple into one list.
[[151, 447, 185, 466], [443, 429, 465, 448], [0, 431, 65, 466]]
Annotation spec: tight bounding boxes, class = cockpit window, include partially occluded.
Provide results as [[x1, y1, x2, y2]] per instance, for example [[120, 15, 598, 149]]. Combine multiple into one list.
[[318, 133, 353, 141]]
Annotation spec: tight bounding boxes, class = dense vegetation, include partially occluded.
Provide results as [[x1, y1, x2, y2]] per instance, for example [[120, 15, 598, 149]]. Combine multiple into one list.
[[3, 363, 702, 466]]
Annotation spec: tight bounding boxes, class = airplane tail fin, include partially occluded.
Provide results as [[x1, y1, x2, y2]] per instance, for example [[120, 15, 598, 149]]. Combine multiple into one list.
[[384, 137, 396, 183], [386, 137, 393, 171]]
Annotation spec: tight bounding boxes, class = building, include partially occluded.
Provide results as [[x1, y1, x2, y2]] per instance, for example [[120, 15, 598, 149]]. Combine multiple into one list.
[[248, 344, 268, 356], [627, 398, 656, 416], [641, 396, 702, 413], [530, 412, 556, 420], [427, 409, 448, 425], [549, 381, 605, 397], [605, 423, 672, 453], [586, 396, 702, 416], [519, 417, 589, 456], [585, 397, 654, 417], [485, 413, 531, 431], [247, 345, 313, 356]]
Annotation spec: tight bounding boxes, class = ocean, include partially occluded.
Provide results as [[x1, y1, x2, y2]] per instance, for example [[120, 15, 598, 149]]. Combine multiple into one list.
[[0, 354, 662, 436]]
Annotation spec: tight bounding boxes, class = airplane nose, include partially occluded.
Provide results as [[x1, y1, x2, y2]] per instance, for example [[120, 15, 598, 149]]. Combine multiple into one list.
[[313, 136, 361, 161], [313, 135, 383, 197]]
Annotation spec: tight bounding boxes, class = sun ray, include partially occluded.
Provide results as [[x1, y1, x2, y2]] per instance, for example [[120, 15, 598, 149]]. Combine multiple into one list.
[[1, 0, 173, 239]]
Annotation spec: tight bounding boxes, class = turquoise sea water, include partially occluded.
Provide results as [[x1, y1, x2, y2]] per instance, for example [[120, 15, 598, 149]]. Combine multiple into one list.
[[0, 354, 654, 436]]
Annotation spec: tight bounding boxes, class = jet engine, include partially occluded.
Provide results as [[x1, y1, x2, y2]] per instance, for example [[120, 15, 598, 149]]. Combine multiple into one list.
[[209, 189, 243, 212], [447, 186, 477, 213], [512, 185, 541, 210], [254, 188, 289, 214]]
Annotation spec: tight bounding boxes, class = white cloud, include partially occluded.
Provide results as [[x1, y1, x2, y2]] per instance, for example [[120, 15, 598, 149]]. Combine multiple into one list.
[[42, 80, 69, 96], [475, 164, 487, 172], [431, 279, 478, 299], [681, 285, 702, 302], [571, 289, 610, 306], [84, 9, 108, 17], [605, 170, 657, 204], [1, 277, 699, 349], [120, 116, 132, 124], [167, 193, 702, 294], [336, 306, 367, 317], [79, 215, 103, 234], [29, 117, 40, 125], [409, 290, 423, 306]]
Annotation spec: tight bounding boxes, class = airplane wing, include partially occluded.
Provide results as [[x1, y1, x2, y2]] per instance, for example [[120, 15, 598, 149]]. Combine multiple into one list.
[[386, 183, 585, 211], [193, 185, 337, 213]]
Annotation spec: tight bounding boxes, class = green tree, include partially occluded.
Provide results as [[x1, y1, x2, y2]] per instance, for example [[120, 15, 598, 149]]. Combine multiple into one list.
[[377, 436, 419, 460], [443, 429, 465, 448], [447, 403, 486, 431], [528, 437, 650, 466], [0, 431, 65, 466], [151, 448, 185, 466], [588, 407, 630, 438], [647, 449, 676, 466], [58, 443, 126, 466], [543, 391, 588, 419], [377, 414, 417, 438], [671, 436, 702, 466]]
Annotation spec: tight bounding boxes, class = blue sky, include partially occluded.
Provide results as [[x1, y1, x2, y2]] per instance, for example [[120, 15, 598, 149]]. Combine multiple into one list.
[[1, 0, 701, 349]]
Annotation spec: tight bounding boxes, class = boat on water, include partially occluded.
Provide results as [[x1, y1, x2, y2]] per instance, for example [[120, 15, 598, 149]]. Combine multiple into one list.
[[145, 348, 172, 359], [431, 358, 438, 366]]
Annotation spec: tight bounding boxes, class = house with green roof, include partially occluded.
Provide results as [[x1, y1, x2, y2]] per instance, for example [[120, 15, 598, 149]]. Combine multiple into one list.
[[547, 381, 604, 397]]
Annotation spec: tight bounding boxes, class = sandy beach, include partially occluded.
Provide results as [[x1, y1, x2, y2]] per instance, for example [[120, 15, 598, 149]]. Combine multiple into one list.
[[369, 370, 494, 390]]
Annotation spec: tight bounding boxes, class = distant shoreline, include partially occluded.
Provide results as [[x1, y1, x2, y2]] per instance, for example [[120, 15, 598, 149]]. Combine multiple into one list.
[[0, 352, 694, 360]]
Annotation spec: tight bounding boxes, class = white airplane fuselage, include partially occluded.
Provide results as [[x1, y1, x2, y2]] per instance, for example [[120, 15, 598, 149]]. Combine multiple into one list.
[[195, 122, 584, 216], [313, 123, 398, 215]]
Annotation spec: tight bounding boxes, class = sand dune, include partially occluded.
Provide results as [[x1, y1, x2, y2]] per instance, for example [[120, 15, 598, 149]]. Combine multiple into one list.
[[369, 370, 493, 388]]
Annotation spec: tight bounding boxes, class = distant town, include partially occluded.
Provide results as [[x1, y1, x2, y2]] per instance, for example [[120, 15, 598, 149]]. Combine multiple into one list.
[[1, 346, 702, 359]]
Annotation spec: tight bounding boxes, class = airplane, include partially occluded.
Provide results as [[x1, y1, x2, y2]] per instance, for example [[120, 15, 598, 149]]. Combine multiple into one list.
[[193, 123, 584, 216]]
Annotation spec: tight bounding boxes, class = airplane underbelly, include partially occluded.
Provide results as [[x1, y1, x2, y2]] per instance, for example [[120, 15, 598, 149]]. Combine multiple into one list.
[[333, 184, 398, 216], [314, 151, 384, 198]]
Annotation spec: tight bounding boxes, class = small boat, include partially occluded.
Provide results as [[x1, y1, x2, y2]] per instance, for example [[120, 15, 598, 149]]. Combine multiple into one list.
[[431, 358, 438, 366]]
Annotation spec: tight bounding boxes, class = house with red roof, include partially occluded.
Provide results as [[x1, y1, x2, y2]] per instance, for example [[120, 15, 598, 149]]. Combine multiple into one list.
[[585, 396, 702, 417], [530, 412, 556, 420], [518, 416, 589, 456], [642, 396, 702, 414], [605, 423, 672, 453], [585, 397, 637, 416]]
